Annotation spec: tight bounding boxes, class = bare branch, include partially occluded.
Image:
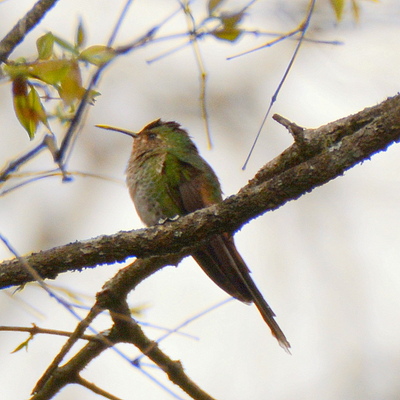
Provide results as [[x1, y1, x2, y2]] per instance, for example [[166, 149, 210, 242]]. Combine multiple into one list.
[[0, 324, 97, 341], [32, 256, 217, 400], [76, 376, 123, 400], [0, 141, 47, 182]]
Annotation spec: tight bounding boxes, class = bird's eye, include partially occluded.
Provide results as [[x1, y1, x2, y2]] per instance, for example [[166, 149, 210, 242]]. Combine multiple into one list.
[[147, 132, 157, 140]]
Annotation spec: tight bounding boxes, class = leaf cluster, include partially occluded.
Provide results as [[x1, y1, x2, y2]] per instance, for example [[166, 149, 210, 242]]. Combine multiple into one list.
[[329, 0, 378, 21], [2, 24, 115, 139]]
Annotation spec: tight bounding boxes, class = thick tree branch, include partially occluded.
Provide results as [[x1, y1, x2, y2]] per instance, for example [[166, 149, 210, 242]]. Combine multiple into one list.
[[1, 94, 400, 289]]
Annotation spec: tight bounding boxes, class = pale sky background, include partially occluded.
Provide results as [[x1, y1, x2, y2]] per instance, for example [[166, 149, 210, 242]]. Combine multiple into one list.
[[1, 1, 400, 399]]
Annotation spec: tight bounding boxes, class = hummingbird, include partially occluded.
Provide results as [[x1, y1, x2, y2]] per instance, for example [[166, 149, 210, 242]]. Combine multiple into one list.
[[98, 119, 290, 352]]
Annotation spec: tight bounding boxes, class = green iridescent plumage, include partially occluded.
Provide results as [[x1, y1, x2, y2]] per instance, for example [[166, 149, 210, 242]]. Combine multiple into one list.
[[125, 119, 290, 352]]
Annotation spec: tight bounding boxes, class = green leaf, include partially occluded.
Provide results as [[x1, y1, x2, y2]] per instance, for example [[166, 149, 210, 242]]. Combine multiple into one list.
[[79, 45, 116, 66], [12, 335, 33, 353], [12, 78, 47, 138], [87, 89, 101, 105], [28, 85, 49, 128], [75, 19, 86, 48], [212, 27, 242, 42], [12, 76, 32, 137], [330, 0, 345, 21], [129, 302, 150, 317], [3, 63, 29, 80], [28, 59, 71, 85], [221, 11, 244, 27], [58, 61, 85, 104], [36, 32, 54, 60], [53, 35, 79, 56], [211, 11, 244, 42], [351, 0, 379, 21], [208, 0, 224, 14], [351, 0, 360, 20]]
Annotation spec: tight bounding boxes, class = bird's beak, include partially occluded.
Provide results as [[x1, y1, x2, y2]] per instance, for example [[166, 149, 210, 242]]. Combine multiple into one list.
[[95, 124, 138, 138]]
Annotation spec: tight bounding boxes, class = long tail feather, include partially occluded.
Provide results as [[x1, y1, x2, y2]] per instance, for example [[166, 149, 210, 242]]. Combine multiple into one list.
[[193, 234, 291, 352]]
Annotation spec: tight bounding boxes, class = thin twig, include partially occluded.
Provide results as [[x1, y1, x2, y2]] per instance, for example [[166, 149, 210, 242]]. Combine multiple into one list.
[[181, 1, 211, 148], [0, 141, 47, 182], [0, 324, 98, 341], [56, 12, 158, 165], [242, 0, 316, 169], [77, 376, 123, 400], [133, 298, 232, 364], [273, 113, 306, 145], [107, 0, 135, 47]]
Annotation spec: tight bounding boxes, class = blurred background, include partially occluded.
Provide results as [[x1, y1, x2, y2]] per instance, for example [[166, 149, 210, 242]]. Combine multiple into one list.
[[1, 0, 400, 399]]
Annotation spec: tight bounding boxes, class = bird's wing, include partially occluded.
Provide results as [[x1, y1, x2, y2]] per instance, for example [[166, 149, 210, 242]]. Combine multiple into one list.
[[173, 159, 291, 351], [170, 159, 254, 302]]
